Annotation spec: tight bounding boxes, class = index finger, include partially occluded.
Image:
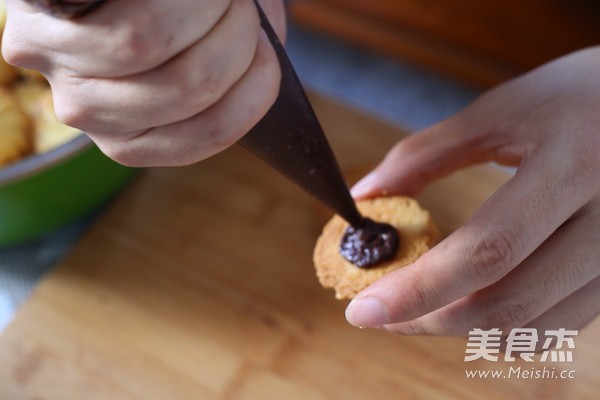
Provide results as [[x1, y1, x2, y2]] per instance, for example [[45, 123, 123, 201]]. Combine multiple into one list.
[[3, 0, 231, 76]]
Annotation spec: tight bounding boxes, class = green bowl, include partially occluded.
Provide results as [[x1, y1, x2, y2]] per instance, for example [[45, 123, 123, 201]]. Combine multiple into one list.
[[0, 135, 137, 246]]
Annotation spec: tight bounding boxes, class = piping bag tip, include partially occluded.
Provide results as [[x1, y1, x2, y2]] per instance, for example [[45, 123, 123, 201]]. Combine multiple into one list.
[[240, 0, 364, 227]]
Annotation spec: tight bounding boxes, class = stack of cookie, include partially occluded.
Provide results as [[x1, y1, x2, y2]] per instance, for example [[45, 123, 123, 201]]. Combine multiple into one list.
[[0, 0, 81, 167]]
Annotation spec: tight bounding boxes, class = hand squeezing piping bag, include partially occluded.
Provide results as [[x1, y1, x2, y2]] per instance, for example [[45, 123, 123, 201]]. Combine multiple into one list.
[[32, 0, 400, 267], [32, 0, 364, 228], [241, 1, 364, 228]]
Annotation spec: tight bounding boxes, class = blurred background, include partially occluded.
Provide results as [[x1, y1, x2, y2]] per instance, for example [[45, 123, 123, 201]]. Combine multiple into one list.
[[1, 0, 599, 332]]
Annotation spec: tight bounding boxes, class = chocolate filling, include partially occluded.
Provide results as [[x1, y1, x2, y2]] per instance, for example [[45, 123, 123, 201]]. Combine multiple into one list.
[[339, 218, 399, 268]]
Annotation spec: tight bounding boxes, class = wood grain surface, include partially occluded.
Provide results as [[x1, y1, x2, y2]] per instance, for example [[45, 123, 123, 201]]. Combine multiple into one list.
[[0, 94, 598, 399]]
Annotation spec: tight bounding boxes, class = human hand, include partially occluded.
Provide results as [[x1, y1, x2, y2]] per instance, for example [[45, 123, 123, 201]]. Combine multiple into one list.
[[346, 47, 600, 336], [1, 0, 285, 166]]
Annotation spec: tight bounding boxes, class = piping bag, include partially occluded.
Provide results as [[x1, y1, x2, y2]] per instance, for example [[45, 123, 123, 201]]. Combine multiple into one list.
[[35, 0, 364, 228], [244, 3, 400, 269], [241, 1, 364, 228]]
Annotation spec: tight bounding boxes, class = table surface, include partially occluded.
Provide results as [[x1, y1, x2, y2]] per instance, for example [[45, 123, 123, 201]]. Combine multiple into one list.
[[0, 94, 598, 399]]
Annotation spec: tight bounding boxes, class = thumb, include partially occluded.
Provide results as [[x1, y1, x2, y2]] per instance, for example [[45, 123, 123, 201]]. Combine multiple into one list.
[[350, 113, 503, 199]]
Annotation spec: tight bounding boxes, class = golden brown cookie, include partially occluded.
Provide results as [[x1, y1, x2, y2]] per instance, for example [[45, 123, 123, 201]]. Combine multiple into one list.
[[0, 52, 17, 87], [313, 196, 438, 300], [16, 67, 48, 84], [0, 0, 17, 88], [30, 89, 81, 154], [0, 0, 6, 32], [13, 80, 49, 116], [0, 88, 31, 166]]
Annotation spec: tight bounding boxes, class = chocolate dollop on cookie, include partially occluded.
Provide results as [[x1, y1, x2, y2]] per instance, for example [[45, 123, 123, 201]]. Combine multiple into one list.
[[339, 218, 399, 268]]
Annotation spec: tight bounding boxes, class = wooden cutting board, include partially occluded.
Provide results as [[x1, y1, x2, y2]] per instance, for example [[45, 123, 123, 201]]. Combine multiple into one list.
[[1, 94, 598, 399]]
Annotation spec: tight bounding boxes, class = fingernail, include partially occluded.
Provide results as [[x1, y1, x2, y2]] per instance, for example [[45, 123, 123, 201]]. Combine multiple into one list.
[[350, 173, 377, 199], [345, 297, 390, 327]]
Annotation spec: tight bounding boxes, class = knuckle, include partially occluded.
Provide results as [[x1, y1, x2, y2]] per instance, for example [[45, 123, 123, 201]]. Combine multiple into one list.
[[98, 140, 145, 167], [572, 132, 600, 179], [483, 294, 536, 332], [409, 278, 431, 310], [52, 99, 87, 129], [203, 122, 243, 154], [1, 37, 34, 68], [1, 40, 22, 66], [467, 229, 518, 282], [185, 70, 224, 108], [111, 12, 162, 67], [402, 319, 427, 335], [547, 252, 588, 294], [164, 63, 226, 115], [403, 270, 440, 315]]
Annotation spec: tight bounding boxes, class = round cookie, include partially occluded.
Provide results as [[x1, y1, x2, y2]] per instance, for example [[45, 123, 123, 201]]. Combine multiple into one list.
[[0, 0, 6, 32], [313, 196, 438, 300], [30, 89, 81, 154], [0, 0, 17, 88], [0, 88, 31, 166], [13, 80, 49, 117], [0, 56, 16, 87], [17, 68, 48, 84]]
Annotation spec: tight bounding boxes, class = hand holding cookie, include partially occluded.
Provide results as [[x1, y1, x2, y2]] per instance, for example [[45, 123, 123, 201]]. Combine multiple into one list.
[[346, 47, 600, 335], [2, 0, 285, 166]]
